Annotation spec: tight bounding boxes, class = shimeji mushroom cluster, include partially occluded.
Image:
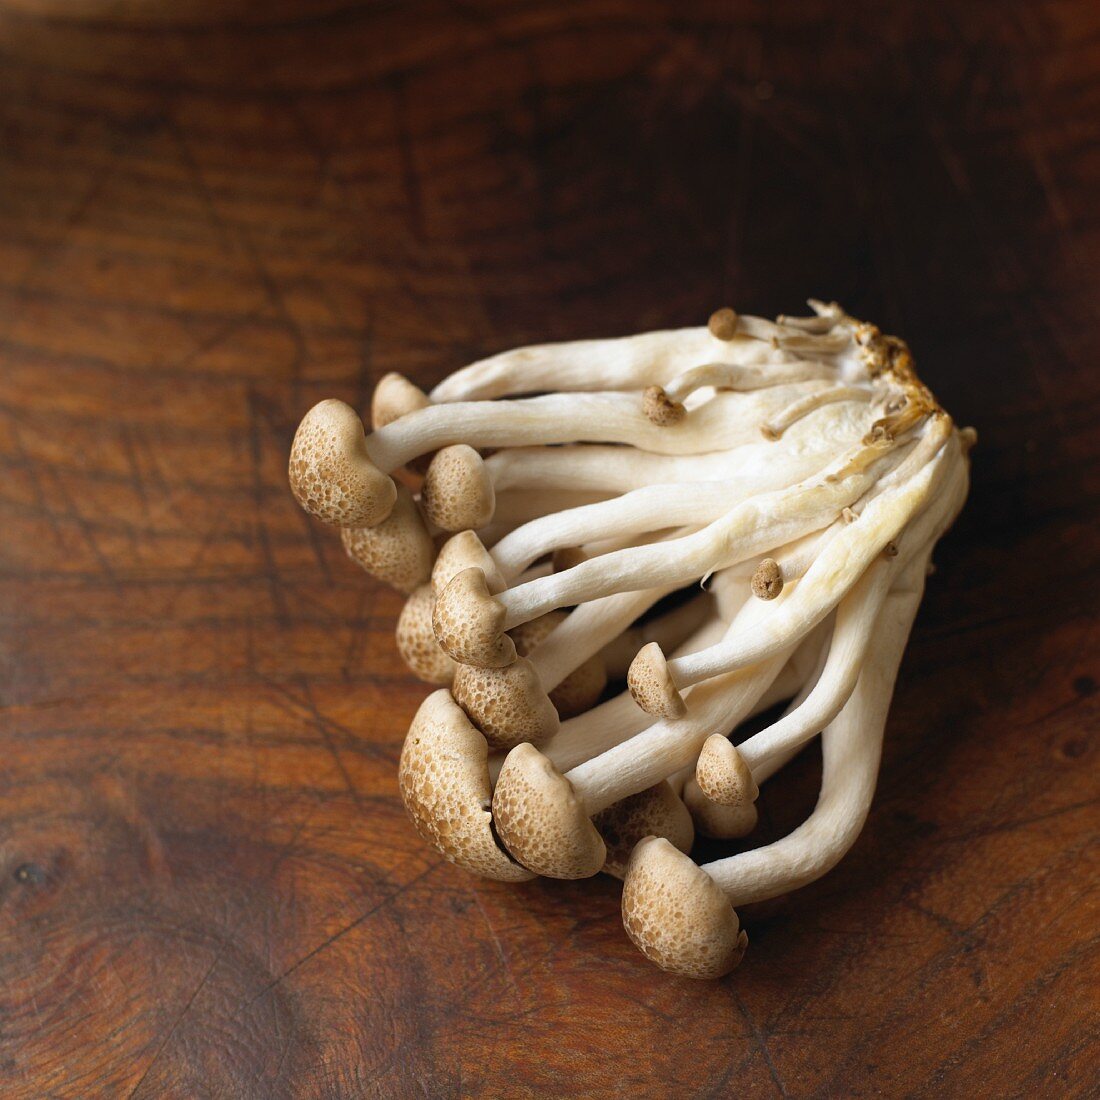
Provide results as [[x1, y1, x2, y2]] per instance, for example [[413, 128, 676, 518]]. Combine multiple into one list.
[[289, 302, 972, 979]]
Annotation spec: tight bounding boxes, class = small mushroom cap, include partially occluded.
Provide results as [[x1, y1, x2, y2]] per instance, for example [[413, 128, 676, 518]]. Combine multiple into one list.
[[695, 735, 759, 808], [708, 307, 741, 341], [511, 611, 608, 718], [492, 743, 606, 879], [421, 445, 496, 532], [683, 778, 758, 839], [340, 484, 434, 593], [621, 836, 748, 979], [371, 372, 430, 430], [431, 530, 506, 597], [395, 585, 456, 684], [643, 385, 686, 427], [451, 657, 559, 752], [433, 567, 516, 668], [627, 642, 686, 719], [289, 399, 397, 528], [398, 690, 534, 882], [750, 557, 784, 600], [593, 781, 694, 880]]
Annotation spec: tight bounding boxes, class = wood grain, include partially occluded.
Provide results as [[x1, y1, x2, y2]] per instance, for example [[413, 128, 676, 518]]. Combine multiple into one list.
[[1, 1, 1097, 1096]]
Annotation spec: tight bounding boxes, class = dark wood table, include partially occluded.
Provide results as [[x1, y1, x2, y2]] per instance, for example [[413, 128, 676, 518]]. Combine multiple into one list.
[[1, 2, 1097, 1096]]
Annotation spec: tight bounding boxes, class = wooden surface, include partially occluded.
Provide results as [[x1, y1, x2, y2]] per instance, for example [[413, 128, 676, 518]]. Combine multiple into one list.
[[1, 1, 1098, 1096]]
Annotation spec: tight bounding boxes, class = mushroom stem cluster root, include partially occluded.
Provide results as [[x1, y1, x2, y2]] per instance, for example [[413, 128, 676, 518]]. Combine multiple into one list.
[[288, 302, 972, 979]]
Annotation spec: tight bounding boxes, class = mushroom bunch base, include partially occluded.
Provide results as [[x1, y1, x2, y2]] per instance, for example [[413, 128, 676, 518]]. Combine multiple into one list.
[[289, 303, 972, 979]]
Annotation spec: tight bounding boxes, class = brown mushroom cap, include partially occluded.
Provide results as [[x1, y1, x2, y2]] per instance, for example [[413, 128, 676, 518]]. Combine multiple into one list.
[[371, 372, 430, 430], [491, 743, 606, 879], [750, 557, 784, 600], [621, 836, 748, 979], [695, 734, 759, 808], [289, 399, 397, 528], [627, 642, 686, 719], [511, 611, 608, 718], [431, 530, 505, 597], [340, 484, 434, 593], [683, 778, 758, 839], [594, 781, 694, 880], [421, 445, 496, 532], [707, 307, 741, 341], [451, 657, 559, 752], [643, 385, 687, 427], [433, 567, 516, 668], [398, 690, 534, 882], [395, 585, 456, 684]]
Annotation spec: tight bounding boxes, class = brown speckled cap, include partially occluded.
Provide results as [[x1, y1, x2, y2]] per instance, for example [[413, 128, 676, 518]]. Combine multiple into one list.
[[340, 484, 434, 594], [695, 734, 759, 809], [451, 657, 559, 752], [395, 586, 456, 685], [289, 399, 397, 528], [421, 445, 495, 532], [627, 642, 686, 719], [431, 531, 505, 597], [511, 611, 607, 718], [750, 557, 784, 600], [594, 781, 694, 880], [370, 372, 430, 431], [433, 567, 516, 668], [398, 690, 534, 882], [491, 743, 606, 879], [621, 836, 748, 979], [642, 385, 686, 427]]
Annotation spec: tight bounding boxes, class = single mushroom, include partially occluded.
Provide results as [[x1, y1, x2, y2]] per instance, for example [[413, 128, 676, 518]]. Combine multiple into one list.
[[420, 445, 495, 532], [289, 399, 397, 528], [340, 483, 434, 593], [395, 585, 456, 684]]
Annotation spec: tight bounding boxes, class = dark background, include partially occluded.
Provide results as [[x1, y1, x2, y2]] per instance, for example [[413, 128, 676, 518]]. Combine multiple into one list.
[[1, 1, 1097, 1096]]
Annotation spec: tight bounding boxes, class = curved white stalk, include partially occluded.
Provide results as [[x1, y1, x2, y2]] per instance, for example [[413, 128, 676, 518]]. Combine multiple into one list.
[[431, 326, 808, 402], [664, 438, 960, 691], [490, 437, 909, 631], [705, 546, 935, 904], [365, 387, 836, 471]]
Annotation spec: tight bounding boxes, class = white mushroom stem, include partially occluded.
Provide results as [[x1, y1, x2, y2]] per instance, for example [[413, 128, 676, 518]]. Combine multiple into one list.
[[489, 439, 908, 632], [762, 386, 872, 440], [660, 359, 836, 405], [662, 438, 959, 693], [667, 619, 829, 793], [430, 326, 816, 402], [364, 388, 839, 472], [600, 591, 716, 679], [486, 612, 731, 785], [485, 487, 613, 538], [566, 652, 792, 818], [704, 547, 934, 905], [491, 482, 784, 580], [738, 450, 969, 775], [556, 594, 791, 816], [527, 586, 673, 691], [484, 424, 865, 497]]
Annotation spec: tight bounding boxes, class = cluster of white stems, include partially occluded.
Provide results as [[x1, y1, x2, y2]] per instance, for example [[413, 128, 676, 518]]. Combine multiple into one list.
[[289, 302, 972, 979]]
